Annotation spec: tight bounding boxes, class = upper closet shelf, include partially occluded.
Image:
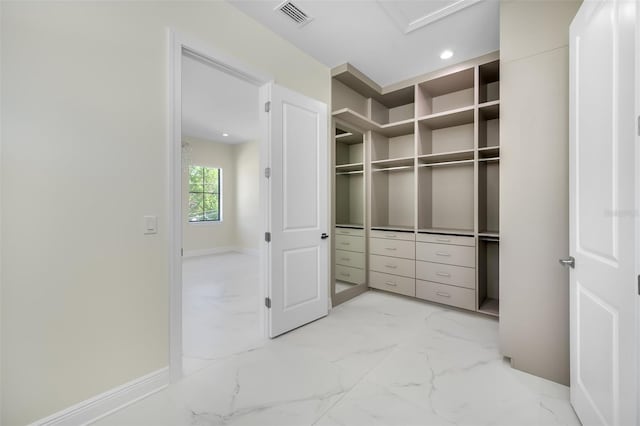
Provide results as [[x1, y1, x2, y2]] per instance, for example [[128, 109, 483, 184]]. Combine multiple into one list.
[[417, 106, 474, 130], [335, 132, 362, 144], [371, 157, 414, 169], [418, 149, 474, 164], [336, 163, 364, 172], [332, 63, 415, 108], [332, 109, 415, 137]]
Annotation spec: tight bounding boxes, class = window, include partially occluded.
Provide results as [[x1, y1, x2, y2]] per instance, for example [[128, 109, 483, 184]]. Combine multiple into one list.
[[188, 165, 221, 222]]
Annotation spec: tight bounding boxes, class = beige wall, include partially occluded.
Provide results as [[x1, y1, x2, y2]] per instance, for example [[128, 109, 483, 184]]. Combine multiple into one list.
[[234, 141, 260, 253], [499, 0, 581, 385], [182, 137, 237, 254], [0, 1, 330, 424]]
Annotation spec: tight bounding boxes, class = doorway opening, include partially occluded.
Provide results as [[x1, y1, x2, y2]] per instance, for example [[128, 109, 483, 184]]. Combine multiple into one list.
[[180, 50, 265, 376]]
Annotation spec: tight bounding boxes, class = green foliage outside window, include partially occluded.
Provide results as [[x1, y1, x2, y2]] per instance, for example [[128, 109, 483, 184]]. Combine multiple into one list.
[[189, 166, 221, 222]]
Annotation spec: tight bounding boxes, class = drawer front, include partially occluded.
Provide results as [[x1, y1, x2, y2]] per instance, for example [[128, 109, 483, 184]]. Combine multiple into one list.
[[416, 233, 475, 247], [335, 250, 365, 269], [416, 280, 475, 311], [369, 271, 415, 297], [335, 234, 365, 253], [416, 261, 475, 289], [370, 230, 415, 241], [416, 242, 475, 267], [370, 238, 415, 259], [335, 227, 365, 237], [370, 255, 415, 278], [335, 265, 365, 284]]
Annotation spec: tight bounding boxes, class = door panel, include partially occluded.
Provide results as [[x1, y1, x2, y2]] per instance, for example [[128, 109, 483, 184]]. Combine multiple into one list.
[[267, 83, 328, 338], [569, 1, 637, 425]]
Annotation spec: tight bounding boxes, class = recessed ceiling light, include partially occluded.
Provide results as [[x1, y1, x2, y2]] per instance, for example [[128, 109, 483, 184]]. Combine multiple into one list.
[[222, 133, 229, 137], [440, 50, 453, 60]]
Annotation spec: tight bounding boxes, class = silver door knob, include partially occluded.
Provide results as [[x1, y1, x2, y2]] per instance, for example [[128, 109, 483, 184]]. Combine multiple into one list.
[[558, 256, 575, 268]]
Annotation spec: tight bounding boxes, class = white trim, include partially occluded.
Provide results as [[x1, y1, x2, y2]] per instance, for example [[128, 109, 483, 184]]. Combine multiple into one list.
[[167, 29, 273, 383], [237, 247, 260, 257], [30, 368, 169, 426]]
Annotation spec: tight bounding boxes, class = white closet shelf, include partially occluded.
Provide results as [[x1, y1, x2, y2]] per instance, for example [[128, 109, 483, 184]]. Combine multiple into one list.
[[418, 149, 474, 164], [478, 157, 500, 163], [478, 232, 500, 239], [478, 146, 500, 158], [335, 132, 362, 144], [336, 162, 364, 172], [371, 157, 414, 169], [371, 225, 415, 232], [479, 101, 500, 120], [336, 223, 364, 229], [478, 298, 499, 316], [419, 159, 474, 168], [418, 228, 475, 236], [417, 106, 475, 130], [333, 108, 415, 138]]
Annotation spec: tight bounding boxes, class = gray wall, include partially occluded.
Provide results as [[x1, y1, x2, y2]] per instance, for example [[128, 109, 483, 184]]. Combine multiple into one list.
[[499, 0, 582, 385]]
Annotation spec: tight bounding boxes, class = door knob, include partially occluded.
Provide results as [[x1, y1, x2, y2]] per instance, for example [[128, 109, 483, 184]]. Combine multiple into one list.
[[558, 256, 575, 268], [321, 233, 329, 239]]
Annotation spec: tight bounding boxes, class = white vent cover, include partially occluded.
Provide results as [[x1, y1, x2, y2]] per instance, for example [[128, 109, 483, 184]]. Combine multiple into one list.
[[276, 1, 313, 26]]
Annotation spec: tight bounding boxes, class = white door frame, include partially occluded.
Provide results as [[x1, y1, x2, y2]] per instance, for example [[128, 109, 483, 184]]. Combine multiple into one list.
[[167, 29, 273, 382]]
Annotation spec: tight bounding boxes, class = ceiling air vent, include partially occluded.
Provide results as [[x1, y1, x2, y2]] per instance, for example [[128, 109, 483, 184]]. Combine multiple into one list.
[[276, 1, 313, 26]]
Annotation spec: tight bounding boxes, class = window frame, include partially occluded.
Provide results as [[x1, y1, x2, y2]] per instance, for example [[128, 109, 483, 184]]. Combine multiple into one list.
[[188, 165, 222, 223]]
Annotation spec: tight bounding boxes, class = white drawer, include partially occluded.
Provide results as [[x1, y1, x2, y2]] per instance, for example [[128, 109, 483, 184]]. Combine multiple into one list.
[[335, 234, 365, 253], [416, 280, 475, 311], [416, 242, 475, 267], [416, 233, 475, 247], [370, 271, 415, 297], [335, 264, 365, 284], [370, 255, 415, 278], [335, 250, 365, 269], [416, 261, 475, 289], [370, 238, 415, 259], [370, 230, 415, 241], [335, 227, 365, 237]]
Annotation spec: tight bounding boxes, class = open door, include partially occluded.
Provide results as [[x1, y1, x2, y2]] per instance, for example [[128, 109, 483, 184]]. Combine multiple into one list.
[[263, 83, 329, 338], [568, 1, 638, 424]]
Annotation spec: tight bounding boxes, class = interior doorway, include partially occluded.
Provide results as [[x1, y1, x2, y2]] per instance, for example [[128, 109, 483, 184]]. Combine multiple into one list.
[[179, 51, 265, 376]]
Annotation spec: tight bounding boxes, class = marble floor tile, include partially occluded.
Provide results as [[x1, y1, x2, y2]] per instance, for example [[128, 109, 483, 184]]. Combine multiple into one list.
[[94, 268, 580, 426]]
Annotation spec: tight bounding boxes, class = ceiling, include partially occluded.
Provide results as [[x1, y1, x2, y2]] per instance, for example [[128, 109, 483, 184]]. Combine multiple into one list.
[[182, 53, 259, 144], [229, 0, 500, 87]]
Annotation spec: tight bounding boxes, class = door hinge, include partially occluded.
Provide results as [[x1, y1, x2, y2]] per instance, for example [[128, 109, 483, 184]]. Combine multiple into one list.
[[264, 167, 271, 178], [265, 297, 271, 308], [637, 115, 640, 136], [265, 101, 271, 113], [637, 275, 640, 295], [181, 248, 183, 257], [265, 232, 271, 242]]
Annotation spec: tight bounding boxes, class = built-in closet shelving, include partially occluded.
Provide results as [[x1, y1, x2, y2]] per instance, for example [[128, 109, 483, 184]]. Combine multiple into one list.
[[331, 55, 500, 317]]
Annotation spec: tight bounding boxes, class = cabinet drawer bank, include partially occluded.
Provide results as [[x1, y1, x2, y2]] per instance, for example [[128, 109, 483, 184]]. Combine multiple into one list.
[[335, 250, 365, 269], [336, 264, 365, 284], [416, 280, 475, 310], [370, 230, 415, 241], [370, 238, 415, 259], [370, 271, 415, 297], [335, 234, 365, 253], [335, 227, 365, 237], [415, 261, 475, 289], [416, 242, 475, 268], [416, 233, 474, 247], [370, 254, 415, 278]]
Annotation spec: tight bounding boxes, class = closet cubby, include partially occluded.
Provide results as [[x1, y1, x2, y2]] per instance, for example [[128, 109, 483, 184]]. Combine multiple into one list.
[[336, 172, 364, 227], [418, 162, 474, 234], [416, 68, 475, 117], [371, 166, 415, 231], [370, 130, 415, 167], [478, 237, 499, 316], [333, 78, 369, 117], [478, 160, 500, 235], [335, 126, 364, 169], [478, 103, 500, 153], [479, 60, 500, 104], [417, 120, 475, 164]]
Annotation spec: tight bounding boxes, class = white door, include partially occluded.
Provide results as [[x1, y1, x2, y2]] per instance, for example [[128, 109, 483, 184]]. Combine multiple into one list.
[[568, 1, 637, 425], [264, 83, 328, 338]]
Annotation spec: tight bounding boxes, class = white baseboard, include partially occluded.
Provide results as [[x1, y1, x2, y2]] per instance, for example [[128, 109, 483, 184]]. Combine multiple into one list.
[[182, 246, 236, 258], [31, 367, 169, 426], [236, 247, 259, 256]]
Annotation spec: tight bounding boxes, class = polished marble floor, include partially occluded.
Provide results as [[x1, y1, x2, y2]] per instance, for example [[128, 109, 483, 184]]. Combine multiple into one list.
[[95, 253, 580, 426]]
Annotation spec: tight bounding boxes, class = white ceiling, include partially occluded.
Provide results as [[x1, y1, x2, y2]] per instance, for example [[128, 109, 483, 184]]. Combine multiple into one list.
[[182, 53, 259, 144], [229, 0, 500, 87]]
